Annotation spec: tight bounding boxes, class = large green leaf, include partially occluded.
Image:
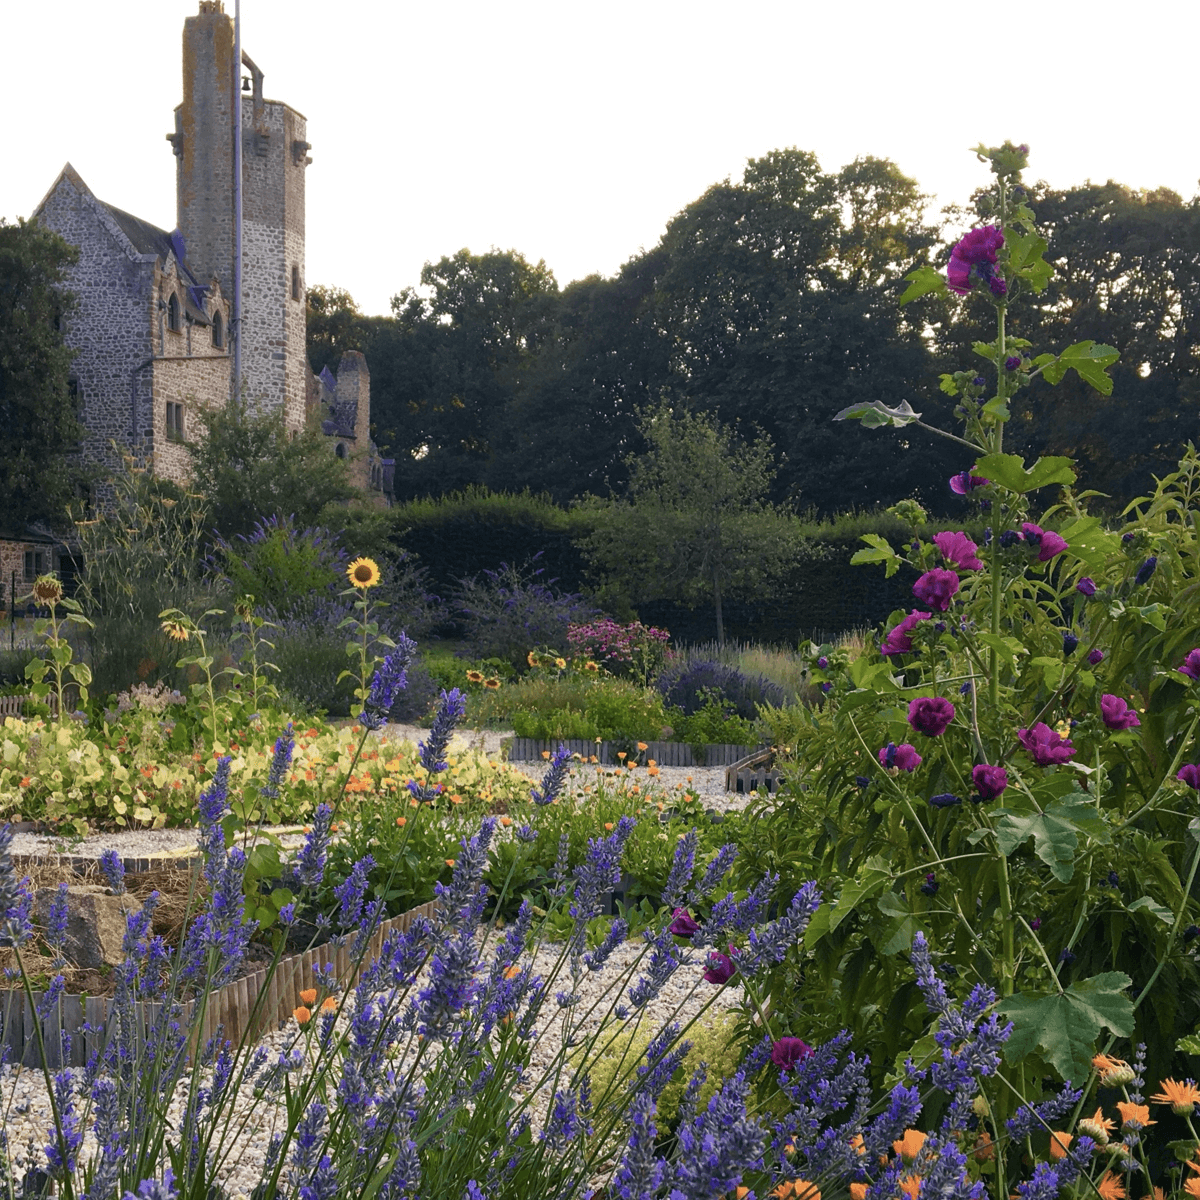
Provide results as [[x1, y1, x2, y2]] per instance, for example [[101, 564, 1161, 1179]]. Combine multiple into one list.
[[806, 859, 891, 947], [974, 453, 1077, 494], [992, 797, 1110, 883], [1036, 341, 1120, 395], [875, 890, 923, 956], [851, 534, 902, 578], [999, 973, 1135, 1083], [834, 400, 922, 428], [899, 265, 948, 306], [1005, 229, 1054, 293], [1056, 516, 1121, 572]]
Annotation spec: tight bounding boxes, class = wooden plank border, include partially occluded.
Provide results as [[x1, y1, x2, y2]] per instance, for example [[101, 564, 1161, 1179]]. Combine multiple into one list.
[[503, 737, 767, 771], [0, 898, 438, 1068]]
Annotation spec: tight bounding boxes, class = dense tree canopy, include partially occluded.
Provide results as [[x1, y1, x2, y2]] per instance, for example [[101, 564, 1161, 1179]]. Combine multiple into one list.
[[310, 152, 1200, 517], [0, 219, 84, 529]]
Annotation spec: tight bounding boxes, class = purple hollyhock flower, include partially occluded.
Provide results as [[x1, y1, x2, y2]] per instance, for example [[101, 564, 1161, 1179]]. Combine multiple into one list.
[[989, 275, 1008, 297], [946, 225, 1004, 295], [949, 471, 989, 494], [1087, 648, 1105, 666], [769, 1037, 812, 1071], [972, 376, 987, 386], [932, 530, 984, 571], [881, 610, 932, 657], [1029, 917, 1042, 931], [703, 947, 738, 985], [1135, 557, 1158, 586], [1062, 631, 1078, 655], [907, 696, 956, 737], [1017, 723, 1076, 766], [878, 742, 922, 772], [912, 568, 960, 612], [1179, 649, 1200, 679], [920, 872, 939, 895], [816, 656, 828, 669], [1177, 764, 1200, 790], [1100, 694, 1140, 731], [1005, 356, 1022, 370], [668, 908, 700, 938], [972, 763, 1008, 801], [1021, 523, 1069, 562], [1076, 577, 1097, 597]]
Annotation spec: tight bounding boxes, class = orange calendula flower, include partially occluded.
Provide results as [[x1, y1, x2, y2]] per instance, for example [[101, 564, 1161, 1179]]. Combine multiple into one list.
[[973, 1131, 994, 1162], [346, 557, 381, 589], [1142, 1189, 1166, 1200], [503, 965, 522, 980], [637, 741, 649, 751], [898, 1176, 921, 1200], [299, 988, 317, 1005], [849, 1187, 868, 1200], [445, 859, 455, 868], [19, 777, 31, 787], [1048, 1132, 1072, 1160], [1078, 1108, 1115, 1144], [849, 1135, 866, 1156], [1116, 1101, 1155, 1128], [893, 1129, 926, 1161], [321, 997, 337, 1012], [293, 1006, 312, 1025], [1150, 1078, 1200, 1114], [1097, 1172, 1127, 1200], [1185, 1181, 1200, 1200], [500, 816, 511, 826], [395, 817, 406, 827], [1094, 1055, 1136, 1087]]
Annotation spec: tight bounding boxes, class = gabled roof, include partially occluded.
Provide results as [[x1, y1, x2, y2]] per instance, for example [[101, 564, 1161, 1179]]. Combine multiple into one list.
[[102, 201, 175, 260]]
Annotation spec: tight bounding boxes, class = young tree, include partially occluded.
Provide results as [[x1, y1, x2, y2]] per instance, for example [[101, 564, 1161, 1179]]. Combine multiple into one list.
[[0, 218, 84, 527], [577, 405, 800, 644], [187, 401, 358, 540]]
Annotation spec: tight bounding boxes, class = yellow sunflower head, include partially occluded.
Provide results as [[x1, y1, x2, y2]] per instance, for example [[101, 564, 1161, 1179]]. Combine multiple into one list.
[[526, 651, 538, 668], [347, 557, 381, 589], [483, 677, 501, 690], [554, 657, 567, 670], [466, 670, 485, 684], [161, 619, 190, 643], [584, 660, 600, 672], [31, 574, 63, 606]]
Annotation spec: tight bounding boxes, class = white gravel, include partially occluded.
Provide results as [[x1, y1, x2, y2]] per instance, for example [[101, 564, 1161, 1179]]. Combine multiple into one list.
[[0, 923, 737, 1193]]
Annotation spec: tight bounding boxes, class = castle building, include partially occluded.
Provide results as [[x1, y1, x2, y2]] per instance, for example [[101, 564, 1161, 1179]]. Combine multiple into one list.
[[28, 0, 393, 499]]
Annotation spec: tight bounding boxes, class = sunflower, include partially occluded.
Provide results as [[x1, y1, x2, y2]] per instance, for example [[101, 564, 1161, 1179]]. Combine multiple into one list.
[[161, 619, 190, 642], [1150, 1078, 1200, 1115], [1096, 1172, 1127, 1200], [346, 556, 381, 589], [584, 660, 600, 672], [483, 677, 501, 690], [31, 574, 63, 606], [554, 657, 567, 669], [466, 670, 485, 684], [527, 651, 538, 668]]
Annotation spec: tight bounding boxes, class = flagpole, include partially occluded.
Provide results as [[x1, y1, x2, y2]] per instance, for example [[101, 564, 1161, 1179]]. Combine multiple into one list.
[[232, 0, 243, 404]]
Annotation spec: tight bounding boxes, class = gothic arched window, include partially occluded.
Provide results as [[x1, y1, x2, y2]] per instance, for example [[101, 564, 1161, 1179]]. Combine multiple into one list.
[[167, 293, 181, 332], [212, 310, 223, 349]]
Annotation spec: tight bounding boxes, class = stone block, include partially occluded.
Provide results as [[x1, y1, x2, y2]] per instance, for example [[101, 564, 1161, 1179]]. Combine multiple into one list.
[[33, 886, 141, 970]]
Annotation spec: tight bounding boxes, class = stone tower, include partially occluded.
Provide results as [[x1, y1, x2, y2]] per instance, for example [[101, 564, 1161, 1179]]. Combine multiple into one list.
[[169, 0, 309, 431]]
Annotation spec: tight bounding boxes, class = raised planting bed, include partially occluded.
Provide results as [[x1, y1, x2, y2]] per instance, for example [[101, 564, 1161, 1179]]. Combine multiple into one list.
[[724, 746, 786, 795], [503, 737, 766, 768], [0, 894, 437, 1068]]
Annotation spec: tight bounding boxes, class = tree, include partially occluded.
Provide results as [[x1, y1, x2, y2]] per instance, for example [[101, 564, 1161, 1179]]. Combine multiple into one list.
[[577, 406, 800, 644], [0, 218, 84, 528], [305, 285, 366, 377], [187, 401, 358, 540]]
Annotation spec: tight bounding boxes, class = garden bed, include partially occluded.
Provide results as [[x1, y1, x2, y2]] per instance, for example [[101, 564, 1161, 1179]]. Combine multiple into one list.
[[0, 896, 437, 1067], [503, 736, 765, 766]]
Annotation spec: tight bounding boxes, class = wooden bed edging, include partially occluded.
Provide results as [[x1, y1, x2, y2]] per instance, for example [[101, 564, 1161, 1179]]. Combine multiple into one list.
[[504, 737, 766, 769], [0, 898, 438, 1068]]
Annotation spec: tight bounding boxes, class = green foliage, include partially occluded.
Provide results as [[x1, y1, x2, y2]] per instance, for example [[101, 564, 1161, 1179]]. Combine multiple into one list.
[[668, 695, 760, 752], [187, 399, 357, 541], [216, 515, 345, 615], [23, 583, 93, 719], [0, 218, 86, 528], [578, 405, 803, 645]]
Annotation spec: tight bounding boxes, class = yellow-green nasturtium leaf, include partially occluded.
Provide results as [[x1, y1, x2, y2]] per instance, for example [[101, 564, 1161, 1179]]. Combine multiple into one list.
[[1034, 341, 1120, 395]]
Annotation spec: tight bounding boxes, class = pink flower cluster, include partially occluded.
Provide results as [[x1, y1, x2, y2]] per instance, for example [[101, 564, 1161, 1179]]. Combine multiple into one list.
[[566, 618, 671, 665], [947, 225, 1006, 297]]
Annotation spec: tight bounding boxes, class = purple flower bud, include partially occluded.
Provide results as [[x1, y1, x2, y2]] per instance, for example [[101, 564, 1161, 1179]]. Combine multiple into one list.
[[989, 275, 1008, 297], [816, 656, 828, 669], [1179, 649, 1200, 680], [1021, 523, 1069, 561], [1059, 948, 1076, 965], [820, 682, 832, 693], [1030, 917, 1042, 931], [1087, 648, 1105, 666], [999, 530, 1019, 548], [1184, 924, 1200, 943], [920, 873, 939, 896], [1005, 356, 1021, 370], [1122, 532, 1135, 545], [929, 793, 962, 808], [1062, 631, 1078, 655], [1076, 577, 1096, 597], [1135, 556, 1158, 585], [972, 376, 986, 387], [959, 680, 972, 695], [949, 471, 990, 495], [1177, 763, 1200, 790], [855, 775, 871, 790]]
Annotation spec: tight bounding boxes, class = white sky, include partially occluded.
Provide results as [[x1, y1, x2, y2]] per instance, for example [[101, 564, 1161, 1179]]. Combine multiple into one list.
[[5, 0, 1197, 317]]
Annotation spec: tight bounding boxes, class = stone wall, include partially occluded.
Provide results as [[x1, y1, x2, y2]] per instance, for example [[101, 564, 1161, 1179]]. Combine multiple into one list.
[[0, 541, 60, 613]]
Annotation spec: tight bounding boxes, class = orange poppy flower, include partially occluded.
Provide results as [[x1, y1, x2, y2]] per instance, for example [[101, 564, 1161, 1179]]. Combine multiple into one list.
[[1097, 1172, 1127, 1200], [604, 822, 614, 831], [637, 742, 649, 751]]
